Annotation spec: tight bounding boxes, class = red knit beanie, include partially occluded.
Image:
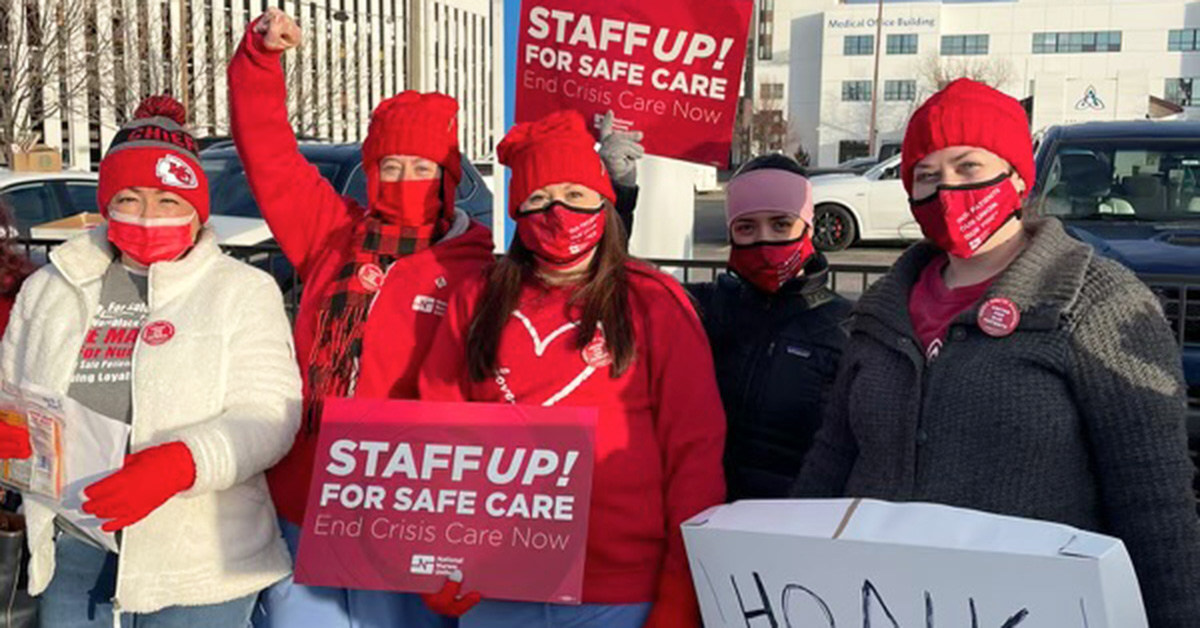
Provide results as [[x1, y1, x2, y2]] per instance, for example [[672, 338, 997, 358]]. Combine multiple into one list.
[[901, 78, 1035, 199], [362, 91, 462, 216], [98, 96, 210, 222], [497, 110, 616, 217]]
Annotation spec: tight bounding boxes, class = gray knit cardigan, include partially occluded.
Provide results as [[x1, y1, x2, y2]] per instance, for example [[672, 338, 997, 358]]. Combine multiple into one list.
[[794, 218, 1200, 626]]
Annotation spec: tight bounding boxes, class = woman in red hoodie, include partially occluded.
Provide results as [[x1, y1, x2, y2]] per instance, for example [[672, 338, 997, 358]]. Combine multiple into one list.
[[419, 111, 726, 628], [228, 8, 496, 628]]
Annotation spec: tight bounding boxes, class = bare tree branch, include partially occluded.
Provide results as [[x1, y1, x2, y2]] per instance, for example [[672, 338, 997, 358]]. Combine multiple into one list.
[[0, 0, 110, 163]]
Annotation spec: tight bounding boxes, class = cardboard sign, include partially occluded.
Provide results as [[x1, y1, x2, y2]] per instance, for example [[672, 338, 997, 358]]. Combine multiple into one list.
[[296, 399, 597, 605], [515, 0, 753, 167], [683, 500, 1148, 628]]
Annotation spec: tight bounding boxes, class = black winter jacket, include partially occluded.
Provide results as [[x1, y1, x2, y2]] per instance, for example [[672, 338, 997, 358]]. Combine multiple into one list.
[[687, 254, 852, 500]]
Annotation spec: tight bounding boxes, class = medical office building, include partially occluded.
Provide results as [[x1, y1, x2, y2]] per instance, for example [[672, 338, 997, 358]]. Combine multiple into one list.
[[744, 0, 1200, 167]]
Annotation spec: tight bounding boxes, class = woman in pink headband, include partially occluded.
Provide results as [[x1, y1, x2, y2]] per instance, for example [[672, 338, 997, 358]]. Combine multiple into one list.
[[684, 153, 852, 501]]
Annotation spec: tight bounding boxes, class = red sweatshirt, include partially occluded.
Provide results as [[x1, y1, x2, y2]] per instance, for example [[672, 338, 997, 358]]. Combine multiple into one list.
[[228, 26, 496, 525], [419, 263, 726, 628]]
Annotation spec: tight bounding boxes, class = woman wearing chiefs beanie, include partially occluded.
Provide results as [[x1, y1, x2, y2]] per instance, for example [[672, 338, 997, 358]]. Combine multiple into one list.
[[419, 110, 725, 628], [229, 9, 498, 628], [0, 96, 301, 626], [794, 78, 1200, 625], [684, 154, 851, 501]]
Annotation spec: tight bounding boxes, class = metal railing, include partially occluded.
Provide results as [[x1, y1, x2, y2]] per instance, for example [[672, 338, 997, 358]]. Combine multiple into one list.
[[13, 237, 1200, 505]]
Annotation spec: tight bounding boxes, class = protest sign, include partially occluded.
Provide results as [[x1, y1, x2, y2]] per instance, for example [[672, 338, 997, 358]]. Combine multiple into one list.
[[296, 399, 597, 604], [683, 499, 1148, 628], [515, 0, 753, 167]]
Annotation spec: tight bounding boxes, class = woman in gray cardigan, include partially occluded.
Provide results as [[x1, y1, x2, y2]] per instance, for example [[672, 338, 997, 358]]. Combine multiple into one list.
[[794, 78, 1200, 626]]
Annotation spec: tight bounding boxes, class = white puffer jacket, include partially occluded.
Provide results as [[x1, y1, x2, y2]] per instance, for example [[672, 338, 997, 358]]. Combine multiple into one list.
[[0, 225, 301, 613]]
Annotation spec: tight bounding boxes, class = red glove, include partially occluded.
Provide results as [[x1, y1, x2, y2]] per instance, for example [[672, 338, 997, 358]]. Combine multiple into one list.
[[82, 441, 196, 532], [422, 572, 482, 618], [0, 422, 31, 459]]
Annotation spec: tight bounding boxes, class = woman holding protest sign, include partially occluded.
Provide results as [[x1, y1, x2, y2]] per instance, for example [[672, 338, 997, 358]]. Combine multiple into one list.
[[793, 78, 1200, 625], [229, 10, 646, 627], [0, 96, 301, 627], [229, 9, 496, 627], [682, 154, 851, 501], [419, 110, 726, 628]]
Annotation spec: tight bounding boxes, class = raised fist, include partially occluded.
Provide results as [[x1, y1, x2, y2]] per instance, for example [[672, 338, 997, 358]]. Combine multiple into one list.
[[255, 7, 302, 52]]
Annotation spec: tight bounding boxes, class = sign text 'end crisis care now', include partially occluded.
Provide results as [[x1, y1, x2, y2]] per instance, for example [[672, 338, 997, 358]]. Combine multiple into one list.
[[516, 0, 753, 167], [296, 399, 597, 605]]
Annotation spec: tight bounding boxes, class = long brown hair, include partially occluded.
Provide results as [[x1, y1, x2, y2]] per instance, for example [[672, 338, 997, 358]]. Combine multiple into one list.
[[466, 204, 634, 382]]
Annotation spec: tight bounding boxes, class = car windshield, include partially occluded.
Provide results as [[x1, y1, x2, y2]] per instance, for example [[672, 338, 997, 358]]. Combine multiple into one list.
[[202, 157, 343, 218], [1039, 140, 1200, 223]]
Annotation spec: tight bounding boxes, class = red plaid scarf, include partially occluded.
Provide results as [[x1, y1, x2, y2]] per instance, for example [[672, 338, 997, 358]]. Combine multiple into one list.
[[305, 217, 446, 432]]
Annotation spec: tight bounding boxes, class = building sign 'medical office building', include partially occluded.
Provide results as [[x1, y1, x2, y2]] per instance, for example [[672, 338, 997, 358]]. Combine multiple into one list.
[[752, 0, 1200, 167]]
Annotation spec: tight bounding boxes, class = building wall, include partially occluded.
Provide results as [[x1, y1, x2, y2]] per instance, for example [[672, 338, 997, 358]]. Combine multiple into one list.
[[6, 0, 495, 171], [774, 0, 1200, 167]]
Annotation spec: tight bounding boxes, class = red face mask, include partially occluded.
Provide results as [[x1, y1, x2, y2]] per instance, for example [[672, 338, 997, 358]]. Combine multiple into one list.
[[373, 178, 443, 227], [516, 202, 606, 269], [910, 173, 1022, 259], [729, 232, 815, 294], [107, 212, 196, 266]]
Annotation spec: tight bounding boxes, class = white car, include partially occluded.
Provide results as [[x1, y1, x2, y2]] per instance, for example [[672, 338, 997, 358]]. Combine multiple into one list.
[[809, 155, 923, 251], [0, 170, 272, 245]]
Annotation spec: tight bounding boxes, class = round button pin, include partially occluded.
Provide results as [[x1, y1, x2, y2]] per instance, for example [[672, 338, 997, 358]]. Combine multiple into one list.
[[358, 263, 385, 292], [141, 321, 176, 346], [581, 334, 613, 369], [977, 297, 1021, 338]]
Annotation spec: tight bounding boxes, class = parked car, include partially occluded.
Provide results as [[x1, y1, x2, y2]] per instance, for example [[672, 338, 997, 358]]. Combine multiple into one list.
[[0, 171, 103, 237], [1031, 119, 1200, 442], [200, 141, 494, 227], [808, 154, 922, 252], [0, 170, 277, 245], [806, 156, 879, 178]]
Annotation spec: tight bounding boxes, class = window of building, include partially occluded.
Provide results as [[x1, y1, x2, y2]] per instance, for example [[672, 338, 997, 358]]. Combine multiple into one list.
[[887, 34, 918, 55], [842, 80, 873, 102], [844, 35, 874, 56], [884, 80, 917, 102], [1033, 31, 1121, 54], [1166, 78, 1196, 107], [761, 83, 785, 100], [757, 2, 774, 61], [941, 34, 989, 56], [1169, 29, 1199, 52], [839, 140, 870, 164]]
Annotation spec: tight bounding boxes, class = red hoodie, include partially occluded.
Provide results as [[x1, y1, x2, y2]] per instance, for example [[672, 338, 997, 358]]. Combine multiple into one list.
[[419, 262, 726, 628], [228, 26, 496, 525]]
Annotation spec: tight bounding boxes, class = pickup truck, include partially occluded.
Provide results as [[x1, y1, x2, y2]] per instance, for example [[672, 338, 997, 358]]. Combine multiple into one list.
[[1031, 119, 1200, 499]]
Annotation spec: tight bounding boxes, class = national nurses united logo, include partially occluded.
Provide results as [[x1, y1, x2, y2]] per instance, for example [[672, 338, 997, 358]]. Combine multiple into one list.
[[1075, 85, 1105, 111], [410, 554, 435, 575]]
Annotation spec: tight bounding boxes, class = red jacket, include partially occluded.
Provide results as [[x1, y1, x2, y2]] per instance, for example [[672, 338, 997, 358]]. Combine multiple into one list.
[[228, 27, 496, 525], [419, 263, 726, 628]]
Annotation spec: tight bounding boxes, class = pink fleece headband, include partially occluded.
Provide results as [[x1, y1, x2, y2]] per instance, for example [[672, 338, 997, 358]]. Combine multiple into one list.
[[726, 169, 814, 227]]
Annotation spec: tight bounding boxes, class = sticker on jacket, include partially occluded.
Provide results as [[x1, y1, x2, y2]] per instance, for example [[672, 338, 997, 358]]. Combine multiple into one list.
[[412, 295, 448, 317]]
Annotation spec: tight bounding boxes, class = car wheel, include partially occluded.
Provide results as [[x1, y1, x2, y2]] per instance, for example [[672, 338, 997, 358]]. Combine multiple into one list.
[[813, 204, 857, 252]]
